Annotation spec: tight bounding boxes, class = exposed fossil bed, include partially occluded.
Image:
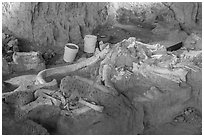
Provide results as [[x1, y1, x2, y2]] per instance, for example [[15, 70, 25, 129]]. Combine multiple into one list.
[[2, 2, 202, 135]]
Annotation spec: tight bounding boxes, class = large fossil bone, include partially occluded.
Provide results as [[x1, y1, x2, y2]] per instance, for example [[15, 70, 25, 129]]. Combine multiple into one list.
[[36, 45, 110, 85]]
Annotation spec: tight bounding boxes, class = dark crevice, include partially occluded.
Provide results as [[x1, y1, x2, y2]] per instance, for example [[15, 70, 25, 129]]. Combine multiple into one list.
[[92, 121, 101, 125], [30, 3, 36, 42], [78, 24, 84, 39], [120, 91, 138, 112], [195, 3, 200, 24]]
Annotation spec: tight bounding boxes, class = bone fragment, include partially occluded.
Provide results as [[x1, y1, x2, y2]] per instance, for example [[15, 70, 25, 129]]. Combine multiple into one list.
[[61, 106, 92, 116], [74, 75, 118, 95], [52, 90, 66, 106], [71, 106, 92, 115], [78, 98, 104, 112], [102, 64, 118, 93]]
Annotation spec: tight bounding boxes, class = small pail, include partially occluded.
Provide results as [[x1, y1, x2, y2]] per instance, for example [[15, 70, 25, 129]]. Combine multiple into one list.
[[84, 35, 97, 53], [63, 43, 79, 63]]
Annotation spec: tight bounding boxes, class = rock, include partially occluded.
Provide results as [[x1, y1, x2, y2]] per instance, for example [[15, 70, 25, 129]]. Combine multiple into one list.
[[12, 51, 45, 72], [2, 33, 20, 62], [7, 39, 18, 49]]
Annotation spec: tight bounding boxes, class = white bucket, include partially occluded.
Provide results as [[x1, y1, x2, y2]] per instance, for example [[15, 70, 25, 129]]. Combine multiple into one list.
[[84, 35, 97, 53], [63, 43, 79, 63]]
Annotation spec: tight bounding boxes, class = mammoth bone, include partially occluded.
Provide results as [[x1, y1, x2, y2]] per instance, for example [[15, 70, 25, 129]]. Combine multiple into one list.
[[36, 45, 110, 85]]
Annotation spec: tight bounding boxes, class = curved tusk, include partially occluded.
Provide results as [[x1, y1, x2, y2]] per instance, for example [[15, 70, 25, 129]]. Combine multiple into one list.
[[36, 45, 110, 85]]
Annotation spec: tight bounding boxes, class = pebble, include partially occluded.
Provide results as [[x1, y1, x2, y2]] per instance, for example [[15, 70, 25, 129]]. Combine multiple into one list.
[[184, 111, 190, 115]]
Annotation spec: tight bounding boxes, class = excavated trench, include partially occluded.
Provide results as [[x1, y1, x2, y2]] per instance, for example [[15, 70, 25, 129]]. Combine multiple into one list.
[[2, 2, 202, 135]]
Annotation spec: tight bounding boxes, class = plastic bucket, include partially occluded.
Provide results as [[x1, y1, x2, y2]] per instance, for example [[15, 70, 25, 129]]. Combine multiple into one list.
[[63, 43, 79, 63], [84, 35, 97, 53]]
